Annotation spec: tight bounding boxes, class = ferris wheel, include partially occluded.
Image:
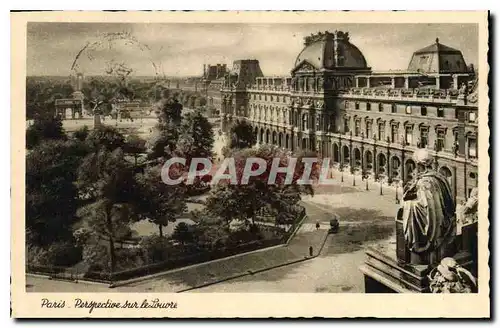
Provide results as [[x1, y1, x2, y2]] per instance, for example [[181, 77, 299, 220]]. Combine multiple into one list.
[[70, 31, 167, 83]]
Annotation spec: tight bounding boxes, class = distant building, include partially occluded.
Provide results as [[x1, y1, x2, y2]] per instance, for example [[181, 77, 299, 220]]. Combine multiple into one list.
[[203, 64, 228, 81], [220, 31, 478, 202], [55, 73, 85, 119]]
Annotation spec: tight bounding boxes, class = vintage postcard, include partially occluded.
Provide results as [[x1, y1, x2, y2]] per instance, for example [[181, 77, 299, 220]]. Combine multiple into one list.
[[11, 11, 490, 318]]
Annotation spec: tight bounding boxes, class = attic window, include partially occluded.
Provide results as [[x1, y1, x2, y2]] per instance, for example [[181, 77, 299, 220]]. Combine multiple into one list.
[[419, 56, 429, 65]]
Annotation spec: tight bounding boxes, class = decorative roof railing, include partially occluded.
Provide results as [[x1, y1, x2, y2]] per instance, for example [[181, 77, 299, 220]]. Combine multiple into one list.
[[222, 84, 477, 107]]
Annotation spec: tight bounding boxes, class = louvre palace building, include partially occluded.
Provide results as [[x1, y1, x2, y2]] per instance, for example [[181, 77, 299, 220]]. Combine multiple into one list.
[[217, 30, 479, 202]]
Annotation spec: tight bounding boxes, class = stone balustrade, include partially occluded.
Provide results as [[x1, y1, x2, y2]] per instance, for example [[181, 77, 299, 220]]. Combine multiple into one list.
[[343, 87, 460, 102]]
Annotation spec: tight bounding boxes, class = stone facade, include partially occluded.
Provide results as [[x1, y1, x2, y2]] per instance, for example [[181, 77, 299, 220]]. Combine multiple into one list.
[[219, 31, 478, 202]]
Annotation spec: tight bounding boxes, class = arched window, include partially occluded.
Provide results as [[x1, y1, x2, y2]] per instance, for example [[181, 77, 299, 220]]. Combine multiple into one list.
[[405, 125, 413, 146], [355, 119, 361, 137]]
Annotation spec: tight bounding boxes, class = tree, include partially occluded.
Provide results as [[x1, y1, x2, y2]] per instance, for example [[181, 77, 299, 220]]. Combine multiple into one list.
[[73, 125, 90, 142], [81, 77, 134, 116], [145, 120, 179, 160], [85, 125, 125, 152], [190, 212, 230, 250], [205, 145, 320, 229], [124, 134, 146, 166], [26, 114, 67, 149], [205, 184, 243, 230], [227, 119, 257, 150], [154, 96, 183, 125], [145, 91, 184, 161], [198, 97, 207, 107], [135, 165, 187, 237], [26, 139, 89, 247], [26, 79, 74, 119], [176, 109, 214, 164], [172, 222, 194, 245], [76, 148, 138, 273]]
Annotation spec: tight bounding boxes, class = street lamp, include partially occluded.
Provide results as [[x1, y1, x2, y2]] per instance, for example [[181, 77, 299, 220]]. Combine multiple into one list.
[[378, 173, 385, 196], [362, 170, 370, 191], [394, 178, 400, 204]]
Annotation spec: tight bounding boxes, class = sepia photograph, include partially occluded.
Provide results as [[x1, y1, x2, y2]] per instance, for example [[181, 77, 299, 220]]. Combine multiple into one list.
[[11, 11, 490, 318]]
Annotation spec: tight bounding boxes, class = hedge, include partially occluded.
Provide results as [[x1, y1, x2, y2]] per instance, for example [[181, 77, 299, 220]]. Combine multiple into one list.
[[85, 238, 282, 282]]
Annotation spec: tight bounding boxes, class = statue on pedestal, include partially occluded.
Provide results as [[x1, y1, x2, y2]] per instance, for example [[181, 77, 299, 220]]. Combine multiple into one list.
[[397, 149, 457, 265]]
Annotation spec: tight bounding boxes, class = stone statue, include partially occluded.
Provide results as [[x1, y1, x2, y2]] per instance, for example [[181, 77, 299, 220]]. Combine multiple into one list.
[[399, 149, 457, 265], [459, 83, 468, 96], [457, 187, 478, 226], [318, 77, 324, 89]]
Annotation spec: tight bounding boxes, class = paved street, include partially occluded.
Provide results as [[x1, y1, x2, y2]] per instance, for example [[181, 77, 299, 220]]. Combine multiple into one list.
[[189, 176, 398, 293]]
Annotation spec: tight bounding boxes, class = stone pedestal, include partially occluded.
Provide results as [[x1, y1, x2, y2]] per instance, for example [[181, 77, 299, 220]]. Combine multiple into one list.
[[360, 246, 474, 293], [94, 114, 101, 128]]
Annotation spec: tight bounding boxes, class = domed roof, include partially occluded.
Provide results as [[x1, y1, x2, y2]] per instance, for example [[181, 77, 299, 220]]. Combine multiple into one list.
[[407, 38, 468, 74], [293, 31, 369, 71]]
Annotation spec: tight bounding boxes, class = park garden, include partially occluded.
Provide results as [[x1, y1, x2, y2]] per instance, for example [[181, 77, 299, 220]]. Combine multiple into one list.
[[26, 84, 314, 283]]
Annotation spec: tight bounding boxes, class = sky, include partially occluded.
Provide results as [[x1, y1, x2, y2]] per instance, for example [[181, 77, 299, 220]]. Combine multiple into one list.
[[27, 23, 479, 77]]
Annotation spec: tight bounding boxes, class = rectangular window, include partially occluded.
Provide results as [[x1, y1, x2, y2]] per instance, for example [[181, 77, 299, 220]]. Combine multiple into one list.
[[468, 138, 477, 158], [355, 102, 360, 110], [468, 112, 477, 122], [366, 121, 372, 139], [355, 120, 361, 137], [421, 106, 427, 116], [391, 125, 398, 143], [391, 104, 397, 113], [378, 123, 385, 141], [437, 107, 444, 118], [405, 126, 413, 145], [420, 128, 429, 148], [379, 103, 384, 112], [406, 106, 412, 114], [366, 103, 371, 111], [437, 129, 446, 151]]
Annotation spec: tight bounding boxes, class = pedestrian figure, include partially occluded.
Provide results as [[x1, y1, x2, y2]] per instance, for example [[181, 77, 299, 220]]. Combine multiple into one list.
[[315, 222, 320, 230], [309, 246, 313, 257]]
